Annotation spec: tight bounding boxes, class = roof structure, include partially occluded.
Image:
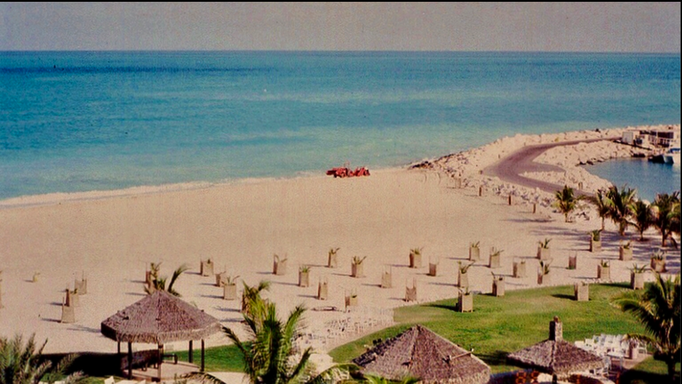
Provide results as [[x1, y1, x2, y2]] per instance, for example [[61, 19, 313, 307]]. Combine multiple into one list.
[[101, 290, 222, 345], [507, 339, 604, 376], [507, 317, 604, 377], [352, 324, 491, 384]]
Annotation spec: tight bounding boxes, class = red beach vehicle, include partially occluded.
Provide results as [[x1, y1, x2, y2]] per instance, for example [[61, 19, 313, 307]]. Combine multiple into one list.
[[326, 164, 370, 178]]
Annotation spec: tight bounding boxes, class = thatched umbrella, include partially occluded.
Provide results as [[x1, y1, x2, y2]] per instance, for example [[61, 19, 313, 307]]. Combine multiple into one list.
[[101, 290, 221, 380], [352, 324, 490, 384], [507, 317, 604, 381]]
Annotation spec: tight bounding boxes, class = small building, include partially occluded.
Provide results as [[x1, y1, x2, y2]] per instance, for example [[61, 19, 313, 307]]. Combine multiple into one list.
[[507, 317, 604, 381], [623, 125, 681, 149]]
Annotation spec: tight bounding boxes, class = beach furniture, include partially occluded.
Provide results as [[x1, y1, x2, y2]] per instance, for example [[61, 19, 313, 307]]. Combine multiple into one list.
[[458, 262, 472, 288], [492, 276, 505, 297], [650, 253, 666, 273], [568, 254, 578, 270], [351, 256, 366, 278], [619, 243, 633, 261], [298, 265, 310, 287], [428, 258, 438, 277], [405, 279, 417, 302], [513, 260, 527, 278], [273, 254, 287, 275], [327, 247, 339, 268], [574, 283, 589, 301], [215, 272, 226, 287], [538, 261, 552, 285], [75, 272, 87, 294], [66, 288, 79, 307], [537, 239, 551, 260], [409, 248, 422, 268], [489, 247, 502, 268], [630, 271, 644, 290], [61, 301, 76, 324], [317, 279, 328, 300], [200, 259, 214, 277], [469, 242, 481, 261], [457, 291, 473, 312], [345, 291, 358, 309], [597, 261, 610, 281], [222, 282, 237, 300], [381, 267, 392, 288]]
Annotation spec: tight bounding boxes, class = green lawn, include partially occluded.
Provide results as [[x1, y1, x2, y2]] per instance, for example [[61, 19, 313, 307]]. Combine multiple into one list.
[[74, 283, 676, 383], [175, 345, 245, 372], [329, 283, 666, 376]]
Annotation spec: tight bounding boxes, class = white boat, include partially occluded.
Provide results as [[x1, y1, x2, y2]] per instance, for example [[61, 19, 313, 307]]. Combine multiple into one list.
[[663, 147, 680, 165]]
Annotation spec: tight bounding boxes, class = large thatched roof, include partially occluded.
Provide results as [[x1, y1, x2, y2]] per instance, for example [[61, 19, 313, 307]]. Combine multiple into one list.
[[507, 338, 604, 376], [101, 290, 222, 344], [352, 325, 491, 384]]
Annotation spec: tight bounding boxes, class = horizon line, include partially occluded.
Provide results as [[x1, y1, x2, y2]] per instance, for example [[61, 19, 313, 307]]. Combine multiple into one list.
[[1, 49, 680, 55]]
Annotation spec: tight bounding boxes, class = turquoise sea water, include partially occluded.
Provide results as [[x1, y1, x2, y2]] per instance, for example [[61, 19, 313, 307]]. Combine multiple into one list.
[[1, 51, 680, 200], [585, 159, 680, 202]]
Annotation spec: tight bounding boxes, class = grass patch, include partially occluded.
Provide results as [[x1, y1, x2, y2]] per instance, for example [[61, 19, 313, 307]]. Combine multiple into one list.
[[175, 345, 245, 372], [329, 284, 646, 373]]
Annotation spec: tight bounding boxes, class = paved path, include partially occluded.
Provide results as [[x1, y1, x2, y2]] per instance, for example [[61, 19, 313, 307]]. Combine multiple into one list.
[[482, 137, 619, 195]]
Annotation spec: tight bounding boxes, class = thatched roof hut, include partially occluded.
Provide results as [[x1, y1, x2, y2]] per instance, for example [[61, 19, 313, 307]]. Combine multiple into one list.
[[101, 290, 221, 344], [101, 290, 222, 379], [507, 317, 604, 378], [352, 324, 491, 384]]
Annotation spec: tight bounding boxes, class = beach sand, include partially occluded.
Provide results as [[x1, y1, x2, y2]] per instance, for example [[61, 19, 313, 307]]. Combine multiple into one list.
[[0, 128, 679, 358]]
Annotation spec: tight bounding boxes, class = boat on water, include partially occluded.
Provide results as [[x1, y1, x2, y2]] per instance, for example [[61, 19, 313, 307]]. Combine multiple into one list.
[[663, 147, 680, 165]]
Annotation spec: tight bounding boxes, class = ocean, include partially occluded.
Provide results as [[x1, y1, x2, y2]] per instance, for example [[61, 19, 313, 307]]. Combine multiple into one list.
[[1, 51, 680, 201]]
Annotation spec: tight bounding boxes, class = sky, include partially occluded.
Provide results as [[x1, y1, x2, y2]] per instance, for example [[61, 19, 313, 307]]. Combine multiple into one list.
[[0, 2, 679, 52]]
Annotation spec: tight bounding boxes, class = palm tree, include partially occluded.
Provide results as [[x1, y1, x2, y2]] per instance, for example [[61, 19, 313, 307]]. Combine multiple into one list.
[[606, 185, 637, 236], [553, 185, 582, 223], [671, 199, 681, 238], [0, 334, 83, 384], [652, 192, 681, 247], [631, 199, 655, 241], [241, 280, 272, 319], [585, 188, 611, 231], [614, 274, 680, 383], [144, 262, 188, 297], [196, 288, 356, 384]]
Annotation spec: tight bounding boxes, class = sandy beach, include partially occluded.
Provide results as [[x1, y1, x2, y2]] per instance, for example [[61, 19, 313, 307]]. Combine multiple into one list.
[[0, 126, 679, 358]]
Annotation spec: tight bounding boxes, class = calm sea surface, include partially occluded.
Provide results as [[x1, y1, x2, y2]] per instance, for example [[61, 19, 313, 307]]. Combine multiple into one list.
[[585, 159, 680, 202], [1, 51, 680, 200]]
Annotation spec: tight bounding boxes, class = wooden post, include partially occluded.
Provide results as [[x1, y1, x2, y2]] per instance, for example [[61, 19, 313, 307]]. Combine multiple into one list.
[[508, 195, 512, 205], [478, 186, 484, 196], [533, 203, 537, 214], [189, 340, 193, 363], [201, 340, 205, 372], [127, 342, 133, 380], [158, 344, 163, 382]]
